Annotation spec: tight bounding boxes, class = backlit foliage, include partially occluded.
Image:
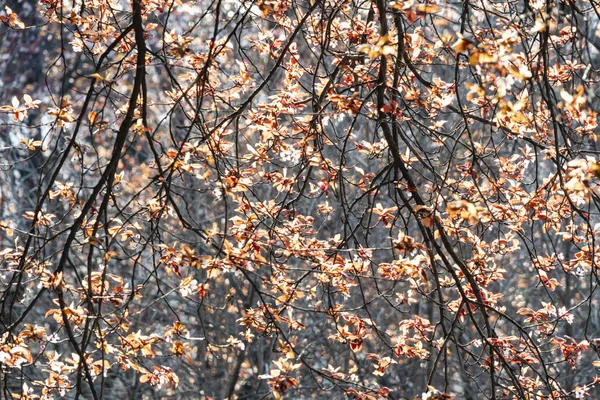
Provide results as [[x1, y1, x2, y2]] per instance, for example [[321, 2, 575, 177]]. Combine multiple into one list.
[[2, 0, 600, 398]]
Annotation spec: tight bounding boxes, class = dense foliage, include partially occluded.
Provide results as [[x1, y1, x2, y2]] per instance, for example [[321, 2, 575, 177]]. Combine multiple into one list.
[[2, 0, 600, 398]]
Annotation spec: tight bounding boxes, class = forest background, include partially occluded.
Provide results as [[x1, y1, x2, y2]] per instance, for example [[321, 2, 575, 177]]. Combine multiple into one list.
[[1, 0, 600, 398]]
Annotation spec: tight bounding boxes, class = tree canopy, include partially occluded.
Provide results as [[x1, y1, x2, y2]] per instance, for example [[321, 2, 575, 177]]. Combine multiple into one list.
[[1, 0, 600, 398]]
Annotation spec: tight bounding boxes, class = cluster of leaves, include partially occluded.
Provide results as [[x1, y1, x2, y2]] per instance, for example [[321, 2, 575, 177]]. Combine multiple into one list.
[[2, 0, 600, 398]]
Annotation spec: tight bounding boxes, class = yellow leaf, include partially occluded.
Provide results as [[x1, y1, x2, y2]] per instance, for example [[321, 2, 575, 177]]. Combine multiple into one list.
[[88, 111, 98, 125], [416, 4, 439, 14], [446, 201, 463, 218], [469, 50, 497, 66], [446, 200, 478, 222], [88, 73, 104, 81], [454, 38, 473, 53], [590, 162, 600, 179]]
